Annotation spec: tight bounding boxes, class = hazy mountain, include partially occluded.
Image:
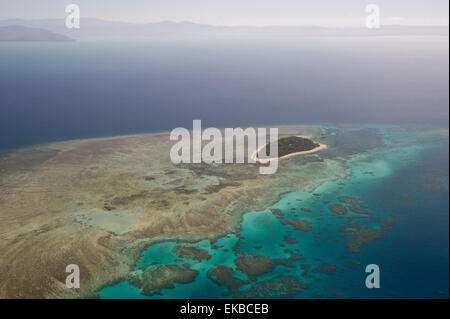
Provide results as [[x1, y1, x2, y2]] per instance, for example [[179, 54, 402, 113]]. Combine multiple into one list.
[[0, 18, 447, 41], [0, 25, 74, 42]]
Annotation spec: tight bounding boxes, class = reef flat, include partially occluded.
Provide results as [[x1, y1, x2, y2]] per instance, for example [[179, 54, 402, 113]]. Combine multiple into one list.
[[0, 125, 348, 298], [1, 124, 448, 299]]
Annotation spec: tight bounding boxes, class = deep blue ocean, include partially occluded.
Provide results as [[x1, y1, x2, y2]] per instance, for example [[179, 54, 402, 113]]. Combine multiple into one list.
[[0, 37, 448, 149]]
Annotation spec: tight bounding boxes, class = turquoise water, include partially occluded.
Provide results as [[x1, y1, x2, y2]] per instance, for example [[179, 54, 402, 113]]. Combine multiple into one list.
[[99, 125, 449, 299]]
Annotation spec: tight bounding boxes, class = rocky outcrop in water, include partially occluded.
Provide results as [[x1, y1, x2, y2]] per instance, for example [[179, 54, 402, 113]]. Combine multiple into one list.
[[280, 219, 312, 232], [127, 264, 198, 296], [172, 245, 211, 262]]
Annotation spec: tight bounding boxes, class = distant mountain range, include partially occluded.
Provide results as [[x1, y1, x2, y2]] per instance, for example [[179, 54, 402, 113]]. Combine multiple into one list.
[[0, 18, 448, 41], [0, 25, 74, 42]]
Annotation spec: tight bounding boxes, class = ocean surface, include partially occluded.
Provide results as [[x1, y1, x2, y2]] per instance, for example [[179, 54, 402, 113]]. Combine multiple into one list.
[[99, 124, 449, 299], [0, 37, 448, 149]]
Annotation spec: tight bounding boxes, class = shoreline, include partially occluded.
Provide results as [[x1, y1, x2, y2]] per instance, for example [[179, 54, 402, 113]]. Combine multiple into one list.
[[251, 136, 327, 164]]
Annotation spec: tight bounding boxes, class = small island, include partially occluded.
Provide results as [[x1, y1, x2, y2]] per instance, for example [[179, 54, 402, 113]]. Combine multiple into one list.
[[252, 136, 326, 163]]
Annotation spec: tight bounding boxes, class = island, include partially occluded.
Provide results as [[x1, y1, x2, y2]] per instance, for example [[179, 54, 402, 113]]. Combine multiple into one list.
[[252, 136, 326, 163], [0, 25, 74, 42]]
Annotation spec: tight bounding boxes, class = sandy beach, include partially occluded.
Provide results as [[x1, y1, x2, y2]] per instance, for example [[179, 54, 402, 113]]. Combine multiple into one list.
[[251, 137, 327, 164]]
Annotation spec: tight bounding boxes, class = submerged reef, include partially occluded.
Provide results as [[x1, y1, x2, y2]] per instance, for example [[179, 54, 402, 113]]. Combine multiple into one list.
[[280, 219, 312, 232], [328, 203, 347, 215], [235, 276, 308, 298], [336, 195, 396, 253], [311, 263, 337, 275], [127, 264, 198, 296], [283, 235, 298, 244], [270, 208, 283, 217], [338, 196, 372, 215], [340, 222, 386, 253], [234, 252, 300, 279], [206, 265, 249, 295], [345, 260, 362, 269], [172, 245, 211, 262]]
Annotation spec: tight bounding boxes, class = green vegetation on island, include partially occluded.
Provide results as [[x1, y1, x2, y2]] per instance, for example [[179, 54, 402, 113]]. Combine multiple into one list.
[[263, 136, 320, 158]]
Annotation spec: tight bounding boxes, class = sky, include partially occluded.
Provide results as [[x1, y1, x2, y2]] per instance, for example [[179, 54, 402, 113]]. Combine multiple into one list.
[[0, 0, 448, 26]]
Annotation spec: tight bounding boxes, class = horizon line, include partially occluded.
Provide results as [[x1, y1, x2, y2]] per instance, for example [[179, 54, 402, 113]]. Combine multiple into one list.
[[1, 17, 449, 28]]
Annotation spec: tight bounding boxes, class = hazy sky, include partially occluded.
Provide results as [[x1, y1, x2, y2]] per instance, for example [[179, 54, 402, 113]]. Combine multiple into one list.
[[0, 0, 448, 26]]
